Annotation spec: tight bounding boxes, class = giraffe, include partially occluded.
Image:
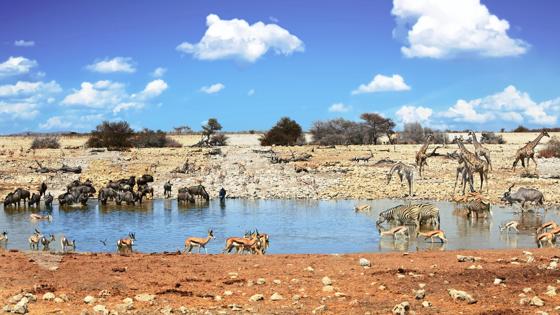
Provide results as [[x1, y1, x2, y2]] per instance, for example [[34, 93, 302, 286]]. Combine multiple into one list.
[[415, 134, 433, 178], [513, 130, 550, 171], [468, 131, 492, 171], [456, 139, 489, 193]]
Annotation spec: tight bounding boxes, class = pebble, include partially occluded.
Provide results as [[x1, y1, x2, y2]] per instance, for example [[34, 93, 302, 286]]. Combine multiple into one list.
[[53, 297, 64, 303], [134, 293, 155, 303], [422, 301, 432, 308], [312, 305, 327, 314], [418, 283, 426, 289], [270, 293, 284, 301], [92, 304, 108, 315], [414, 289, 426, 300], [273, 279, 281, 285], [493, 278, 503, 285], [378, 285, 386, 291], [335, 292, 346, 297], [13, 297, 29, 314], [322, 285, 334, 293], [530, 296, 545, 307], [305, 266, 314, 272], [359, 258, 371, 267], [457, 255, 481, 262], [321, 276, 333, 286], [292, 294, 301, 301], [224, 290, 233, 296], [391, 301, 410, 315], [42, 292, 55, 301], [448, 289, 477, 304], [523, 287, 533, 293], [256, 278, 266, 285], [249, 294, 264, 302], [546, 285, 557, 297], [84, 296, 96, 304]]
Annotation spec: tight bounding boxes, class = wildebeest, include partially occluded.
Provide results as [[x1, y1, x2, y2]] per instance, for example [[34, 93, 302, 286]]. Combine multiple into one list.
[[98, 187, 117, 205], [181, 185, 210, 201], [3, 192, 16, 208], [501, 184, 544, 209], [14, 188, 31, 206], [39, 182, 47, 197], [177, 191, 195, 203], [137, 174, 154, 187], [116, 191, 138, 205], [45, 193, 53, 208], [164, 181, 173, 198], [28, 193, 41, 207], [219, 187, 226, 201], [138, 184, 153, 200]]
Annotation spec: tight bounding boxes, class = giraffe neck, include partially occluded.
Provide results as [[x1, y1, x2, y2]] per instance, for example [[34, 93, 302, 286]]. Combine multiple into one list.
[[527, 132, 545, 150], [457, 141, 479, 164], [420, 139, 431, 154], [471, 133, 481, 148]]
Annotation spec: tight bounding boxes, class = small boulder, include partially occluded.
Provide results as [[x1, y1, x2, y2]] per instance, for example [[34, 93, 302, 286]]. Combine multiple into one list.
[[249, 294, 264, 302], [422, 301, 432, 308], [256, 278, 266, 285], [530, 296, 545, 307], [312, 305, 327, 314], [448, 289, 477, 304], [270, 293, 284, 301], [134, 293, 155, 303], [414, 289, 426, 300], [42, 292, 55, 301], [321, 276, 333, 286], [392, 301, 410, 315], [92, 304, 108, 315], [359, 258, 371, 267], [84, 296, 96, 304]]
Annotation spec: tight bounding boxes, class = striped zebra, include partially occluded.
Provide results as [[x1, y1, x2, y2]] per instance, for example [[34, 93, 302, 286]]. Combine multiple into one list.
[[376, 204, 440, 229]]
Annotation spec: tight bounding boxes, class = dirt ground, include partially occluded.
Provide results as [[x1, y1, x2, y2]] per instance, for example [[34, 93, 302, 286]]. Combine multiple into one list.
[[0, 133, 559, 205], [1, 249, 560, 314]]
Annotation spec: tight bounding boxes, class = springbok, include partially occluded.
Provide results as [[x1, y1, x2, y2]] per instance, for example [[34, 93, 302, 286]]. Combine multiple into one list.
[[354, 204, 371, 212], [60, 235, 76, 252], [537, 221, 558, 234], [41, 234, 56, 250], [379, 226, 409, 239], [250, 230, 270, 253], [28, 229, 42, 250], [499, 221, 520, 234], [117, 233, 136, 252], [417, 230, 448, 243], [30, 213, 52, 221], [184, 230, 214, 254], [537, 232, 555, 248], [223, 233, 263, 255]]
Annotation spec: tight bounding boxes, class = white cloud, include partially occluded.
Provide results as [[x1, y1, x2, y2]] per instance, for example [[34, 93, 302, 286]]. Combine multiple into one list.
[[392, 0, 529, 58], [0, 81, 61, 98], [39, 116, 72, 130], [396, 105, 433, 124], [151, 67, 167, 78], [440, 85, 557, 125], [0, 56, 38, 78], [39, 113, 105, 130], [0, 101, 39, 120], [352, 74, 411, 94], [328, 103, 351, 113], [14, 40, 35, 47], [248, 89, 255, 96], [0, 80, 61, 122], [176, 14, 304, 62], [62, 79, 168, 114], [200, 83, 225, 94], [86, 57, 136, 73]]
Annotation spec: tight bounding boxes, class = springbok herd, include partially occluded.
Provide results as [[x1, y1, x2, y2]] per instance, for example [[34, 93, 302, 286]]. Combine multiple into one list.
[[0, 130, 555, 253]]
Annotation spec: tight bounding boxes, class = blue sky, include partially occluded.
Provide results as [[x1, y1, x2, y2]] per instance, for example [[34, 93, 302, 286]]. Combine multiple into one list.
[[1, 0, 559, 134]]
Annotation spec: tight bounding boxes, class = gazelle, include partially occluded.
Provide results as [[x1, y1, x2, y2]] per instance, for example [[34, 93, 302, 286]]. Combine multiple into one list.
[[30, 213, 52, 221], [0, 231, 8, 242], [379, 226, 409, 239], [117, 233, 136, 252], [239, 236, 264, 255], [537, 232, 555, 248], [499, 221, 520, 234], [354, 204, 371, 212], [417, 230, 448, 243], [41, 234, 56, 250], [184, 229, 214, 254], [28, 229, 42, 250], [60, 235, 76, 252], [223, 233, 263, 254], [537, 221, 558, 234], [251, 230, 270, 253]]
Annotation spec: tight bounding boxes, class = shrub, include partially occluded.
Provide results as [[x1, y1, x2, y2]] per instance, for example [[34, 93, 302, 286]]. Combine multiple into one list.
[[132, 129, 182, 148], [512, 125, 530, 132], [87, 121, 134, 150], [30, 136, 60, 149], [480, 132, 506, 144], [539, 137, 560, 158], [399, 123, 448, 144], [310, 119, 368, 145], [260, 117, 303, 146], [208, 133, 228, 146], [360, 113, 395, 145]]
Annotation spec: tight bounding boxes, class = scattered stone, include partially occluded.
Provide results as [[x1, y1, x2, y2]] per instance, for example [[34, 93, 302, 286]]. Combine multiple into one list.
[[256, 278, 266, 285], [422, 301, 432, 308], [530, 296, 545, 307], [270, 293, 284, 301], [42, 292, 55, 301], [312, 305, 327, 314], [546, 286, 557, 297], [321, 276, 333, 286], [8, 294, 23, 304], [13, 297, 29, 314], [414, 289, 426, 300], [292, 294, 301, 301], [359, 258, 371, 267], [92, 304, 108, 315], [537, 311, 549, 315], [418, 283, 426, 289], [548, 261, 558, 270], [467, 264, 483, 270], [392, 301, 410, 315], [228, 272, 238, 278], [448, 289, 477, 304], [305, 266, 314, 272], [523, 288, 533, 294], [527, 256, 535, 263], [134, 293, 155, 303], [494, 278, 504, 285], [177, 306, 189, 314], [273, 279, 281, 285], [160, 306, 173, 315], [53, 297, 64, 303], [378, 285, 386, 291], [224, 290, 233, 296], [59, 294, 69, 302], [457, 255, 481, 262], [214, 295, 222, 301], [98, 290, 111, 298], [249, 294, 264, 302], [322, 285, 334, 292], [84, 296, 96, 304], [335, 292, 346, 297], [397, 274, 406, 279], [23, 294, 36, 303]]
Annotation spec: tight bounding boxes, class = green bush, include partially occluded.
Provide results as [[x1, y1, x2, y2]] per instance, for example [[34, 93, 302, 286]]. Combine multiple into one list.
[[260, 117, 303, 146]]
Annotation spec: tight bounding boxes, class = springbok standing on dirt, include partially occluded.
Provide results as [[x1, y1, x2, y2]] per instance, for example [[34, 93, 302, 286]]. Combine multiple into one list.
[[60, 235, 76, 252], [416, 230, 448, 243], [184, 230, 214, 254], [117, 233, 136, 252]]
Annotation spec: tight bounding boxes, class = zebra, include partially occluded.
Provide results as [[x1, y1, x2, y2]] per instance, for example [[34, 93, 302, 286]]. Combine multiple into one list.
[[377, 204, 440, 229], [386, 162, 415, 197]]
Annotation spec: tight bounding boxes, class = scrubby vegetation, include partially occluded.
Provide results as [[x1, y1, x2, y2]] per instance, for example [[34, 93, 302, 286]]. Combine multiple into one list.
[[398, 123, 448, 144], [30, 136, 61, 149], [480, 132, 506, 144], [86, 121, 134, 150], [310, 119, 366, 145], [539, 136, 560, 158], [260, 117, 304, 146], [193, 118, 227, 147], [132, 129, 182, 148]]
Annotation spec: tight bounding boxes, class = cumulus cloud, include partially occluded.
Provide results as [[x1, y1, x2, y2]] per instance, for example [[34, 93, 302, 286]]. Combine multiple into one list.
[[86, 57, 136, 73], [392, 0, 529, 58], [200, 83, 225, 94], [176, 14, 304, 62], [328, 103, 351, 113], [62, 79, 168, 114], [0, 81, 61, 98], [396, 105, 433, 124], [39, 113, 105, 130], [14, 40, 35, 47], [0, 80, 61, 122], [0, 102, 39, 120], [352, 74, 410, 94], [39, 116, 72, 130], [151, 67, 167, 78], [0, 56, 38, 78]]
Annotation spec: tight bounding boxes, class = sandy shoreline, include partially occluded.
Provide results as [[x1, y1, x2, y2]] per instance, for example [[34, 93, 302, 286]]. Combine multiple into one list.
[[1, 248, 560, 314]]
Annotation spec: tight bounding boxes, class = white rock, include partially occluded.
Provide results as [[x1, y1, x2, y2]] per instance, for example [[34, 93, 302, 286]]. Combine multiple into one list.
[[270, 293, 284, 301], [249, 294, 264, 302], [134, 293, 155, 302], [92, 304, 108, 315], [256, 278, 266, 285], [321, 276, 333, 286], [359, 258, 371, 267], [42, 292, 55, 301], [84, 296, 96, 304], [530, 296, 545, 307]]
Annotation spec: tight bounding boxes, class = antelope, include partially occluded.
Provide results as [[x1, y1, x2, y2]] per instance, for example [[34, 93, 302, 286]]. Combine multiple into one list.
[[239, 236, 264, 255], [0, 231, 8, 242], [117, 233, 136, 252], [223, 233, 263, 255], [41, 234, 56, 250], [537, 232, 555, 248], [251, 230, 270, 253], [537, 221, 558, 234], [379, 226, 409, 239], [30, 213, 52, 221], [60, 235, 76, 252], [184, 229, 215, 254], [499, 221, 520, 234], [417, 230, 448, 243], [354, 204, 371, 212], [28, 229, 42, 250]]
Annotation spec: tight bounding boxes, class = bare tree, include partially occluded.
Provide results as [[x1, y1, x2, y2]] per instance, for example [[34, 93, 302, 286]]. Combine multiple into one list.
[[360, 113, 395, 145]]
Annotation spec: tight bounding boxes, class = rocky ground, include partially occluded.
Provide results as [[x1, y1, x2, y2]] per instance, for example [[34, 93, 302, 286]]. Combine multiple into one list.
[[1, 249, 560, 314], [0, 134, 559, 205]]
